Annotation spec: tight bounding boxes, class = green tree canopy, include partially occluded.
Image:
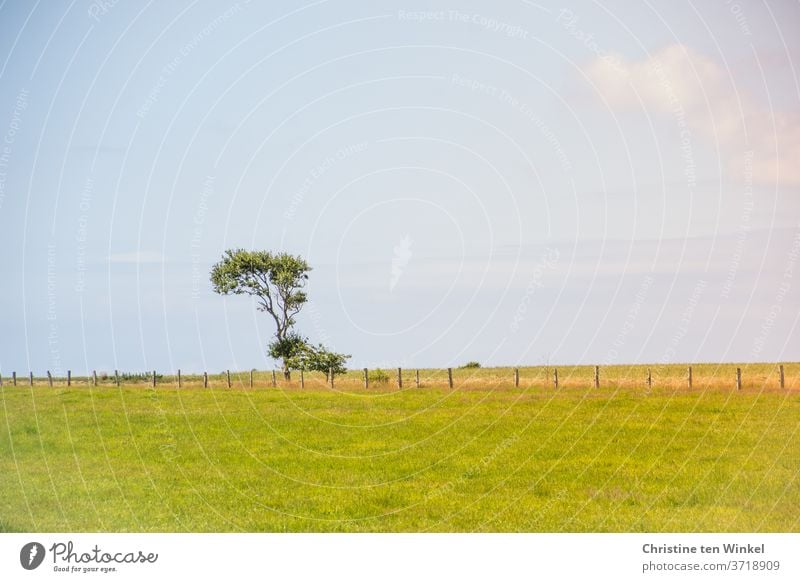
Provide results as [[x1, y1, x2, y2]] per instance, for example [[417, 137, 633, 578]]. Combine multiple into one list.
[[284, 341, 351, 379], [210, 249, 310, 342], [210, 249, 349, 379]]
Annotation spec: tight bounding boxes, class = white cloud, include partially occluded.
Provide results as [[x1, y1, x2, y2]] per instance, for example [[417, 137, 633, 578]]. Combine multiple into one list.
[[585, 44, 800, 186], [108, 251, 164, 264]]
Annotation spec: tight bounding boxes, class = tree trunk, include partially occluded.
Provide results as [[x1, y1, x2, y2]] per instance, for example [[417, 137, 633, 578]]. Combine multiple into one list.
[[283, 362, 291, 381]]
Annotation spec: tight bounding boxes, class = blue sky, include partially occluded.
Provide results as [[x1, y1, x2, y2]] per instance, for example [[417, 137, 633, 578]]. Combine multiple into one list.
[[0, 0, 798, 374]]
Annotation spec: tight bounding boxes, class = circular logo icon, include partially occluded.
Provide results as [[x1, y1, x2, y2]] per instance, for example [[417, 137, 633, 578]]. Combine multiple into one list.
[[20, 542, 45, 570]]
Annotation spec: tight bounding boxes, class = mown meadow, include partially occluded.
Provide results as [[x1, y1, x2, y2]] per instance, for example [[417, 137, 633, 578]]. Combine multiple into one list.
[[1, 363, 798, 532]]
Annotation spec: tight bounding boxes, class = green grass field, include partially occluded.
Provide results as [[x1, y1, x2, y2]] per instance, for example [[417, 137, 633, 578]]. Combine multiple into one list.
[[1, 363, 798, 532]]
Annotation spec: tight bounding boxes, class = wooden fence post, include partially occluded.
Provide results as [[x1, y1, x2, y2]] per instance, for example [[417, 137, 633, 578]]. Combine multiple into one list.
[[300, 369, 305, 389], [47, 371, 53, 387], [736, 367, 742, 390], [364, 368, 368, 389], [93, 370, 97, 386], [647, 368, 652, 390], [0, 372, 2, 386], [553, 368, 558, 389], [398, 367, 402, 389], [415, 369, 420, 388], [594, 365, 599, 388], [779, 364, 785, 389], [271, 370, 276, 387], [13, 372, 17, 386], [249, 369, 253, 389], [514, 368, 519, 387], [29, 372, 33, 386], [178, 369, 182, 388], [447, 368, 453, 388], [203, 372, 208, 388], [152, 370, 157, 387], [226, 370, 231, 389], [115, 370, 119, 387], [67, 370, 71, 386], [330, 367, 334, 388], [687, 366, 692, 389]]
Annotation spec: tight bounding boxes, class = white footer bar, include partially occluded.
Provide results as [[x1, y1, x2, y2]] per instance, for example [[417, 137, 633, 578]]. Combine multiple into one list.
[[2, 533, 797, 581]]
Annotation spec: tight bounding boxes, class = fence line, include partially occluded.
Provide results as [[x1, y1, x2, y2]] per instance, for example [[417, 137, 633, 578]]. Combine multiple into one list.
[[3, 364, 794, 391]]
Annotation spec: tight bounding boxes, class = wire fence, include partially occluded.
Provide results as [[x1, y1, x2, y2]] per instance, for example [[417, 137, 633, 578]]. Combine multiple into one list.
[[0, 363, 795, 391]]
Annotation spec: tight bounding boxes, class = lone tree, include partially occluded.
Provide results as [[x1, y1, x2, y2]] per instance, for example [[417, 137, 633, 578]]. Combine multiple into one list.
[[210, 249, 348, 379]]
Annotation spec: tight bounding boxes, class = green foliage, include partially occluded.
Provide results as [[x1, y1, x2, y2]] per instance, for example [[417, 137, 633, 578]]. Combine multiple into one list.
[[368, 368, 390, 383], [210, 249, 310, 335], [211, 249, 316, 377], [460, 361, 481, 369], [306, 344, 350, 376], [210, 249, 351, 379], [284, 341, 350, 377], [268, 332, 308, 363]]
